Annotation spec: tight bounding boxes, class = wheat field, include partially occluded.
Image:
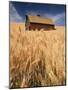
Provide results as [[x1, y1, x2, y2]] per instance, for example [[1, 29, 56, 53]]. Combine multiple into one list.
[[10, 23, 66, 88]]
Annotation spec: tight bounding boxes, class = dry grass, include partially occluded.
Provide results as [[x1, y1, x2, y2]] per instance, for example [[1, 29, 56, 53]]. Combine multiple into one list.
[[10, 23, 66, 88]]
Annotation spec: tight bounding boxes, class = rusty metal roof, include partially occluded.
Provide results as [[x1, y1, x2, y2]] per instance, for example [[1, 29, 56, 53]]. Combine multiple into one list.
[[27, 15, 54, 25]]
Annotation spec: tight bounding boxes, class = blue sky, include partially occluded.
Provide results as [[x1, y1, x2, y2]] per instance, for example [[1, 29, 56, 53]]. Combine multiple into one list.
[[9, 1, 66, 26]]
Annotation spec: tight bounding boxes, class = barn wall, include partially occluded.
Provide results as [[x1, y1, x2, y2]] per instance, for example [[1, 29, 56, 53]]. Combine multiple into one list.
[[28, 23, 55, 30]]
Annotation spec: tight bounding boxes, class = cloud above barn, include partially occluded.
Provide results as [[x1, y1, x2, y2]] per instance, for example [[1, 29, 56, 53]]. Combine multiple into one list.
[[9, 3, 23, 22], [43, 12, 65, 26]]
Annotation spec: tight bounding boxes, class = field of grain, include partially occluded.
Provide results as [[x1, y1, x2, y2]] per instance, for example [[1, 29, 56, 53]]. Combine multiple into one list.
[[10, 23, 66, 88]]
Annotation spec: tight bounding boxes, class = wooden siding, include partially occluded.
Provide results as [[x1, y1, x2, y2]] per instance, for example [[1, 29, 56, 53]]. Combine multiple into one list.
[[27, 23, 55, 30]]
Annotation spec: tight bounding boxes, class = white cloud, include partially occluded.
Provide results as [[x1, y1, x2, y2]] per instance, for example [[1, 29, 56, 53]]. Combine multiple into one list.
[[44, 12, 65, 22], [43, 12, 65, 25], [9, 3, 23, 22], [53, 12, 65, 22]]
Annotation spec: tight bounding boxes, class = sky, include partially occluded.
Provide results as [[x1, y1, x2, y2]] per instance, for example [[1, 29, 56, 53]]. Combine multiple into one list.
[[9, 1, 66, 26]]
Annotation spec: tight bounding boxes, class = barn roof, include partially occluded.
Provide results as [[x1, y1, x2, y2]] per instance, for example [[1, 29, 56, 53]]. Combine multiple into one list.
[[27, 15, 54, 25]]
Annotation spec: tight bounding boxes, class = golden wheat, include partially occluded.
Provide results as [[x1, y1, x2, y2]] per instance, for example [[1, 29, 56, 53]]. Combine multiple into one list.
[[10, 23, 66, 88]]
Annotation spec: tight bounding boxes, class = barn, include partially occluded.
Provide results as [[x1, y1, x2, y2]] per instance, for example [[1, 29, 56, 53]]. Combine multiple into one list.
[[25, 15, 55, 30]]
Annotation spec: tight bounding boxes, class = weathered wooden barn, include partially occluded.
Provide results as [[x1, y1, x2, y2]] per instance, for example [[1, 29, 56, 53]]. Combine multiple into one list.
[[25, 15, 55, 30]]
